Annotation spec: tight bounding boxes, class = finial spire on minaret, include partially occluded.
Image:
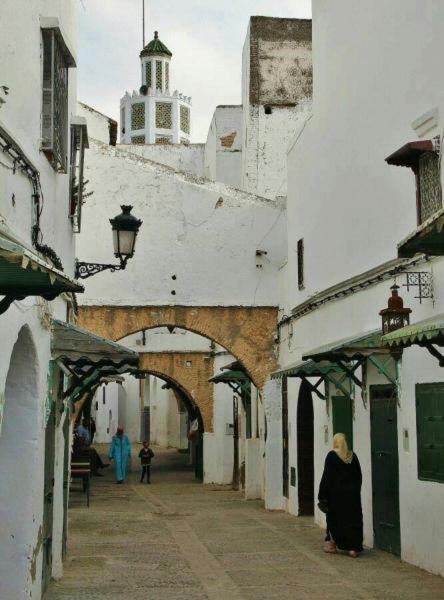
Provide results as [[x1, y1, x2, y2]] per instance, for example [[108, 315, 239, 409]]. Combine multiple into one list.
[[142, 0, 146, 47]]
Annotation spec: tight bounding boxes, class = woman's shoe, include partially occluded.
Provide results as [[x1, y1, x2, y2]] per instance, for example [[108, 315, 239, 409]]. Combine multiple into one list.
[[349, 550, 358, 558], [324, 541, 337, 554]]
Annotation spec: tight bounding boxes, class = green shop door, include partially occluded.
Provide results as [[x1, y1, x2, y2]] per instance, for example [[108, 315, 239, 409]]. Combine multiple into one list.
[[332, 395, 353, 449], [370, 385, 401, 556]]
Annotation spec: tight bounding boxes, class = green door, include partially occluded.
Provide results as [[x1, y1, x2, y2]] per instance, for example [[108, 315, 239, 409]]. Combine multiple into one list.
[[370, 385, 401, 556], [332, 395, 353, 450]]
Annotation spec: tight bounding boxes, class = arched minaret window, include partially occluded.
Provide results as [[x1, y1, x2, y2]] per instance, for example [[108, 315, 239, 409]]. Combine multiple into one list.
[[156, 60, 163, 91], [145, 62, 152, 89]]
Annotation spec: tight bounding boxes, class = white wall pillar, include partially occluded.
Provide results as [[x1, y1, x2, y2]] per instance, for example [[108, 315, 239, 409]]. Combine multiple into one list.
[[263, 378, 285, 510]]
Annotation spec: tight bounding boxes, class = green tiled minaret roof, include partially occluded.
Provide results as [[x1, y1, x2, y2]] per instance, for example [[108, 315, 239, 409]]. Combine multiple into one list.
[[140, 31, 172, 58]]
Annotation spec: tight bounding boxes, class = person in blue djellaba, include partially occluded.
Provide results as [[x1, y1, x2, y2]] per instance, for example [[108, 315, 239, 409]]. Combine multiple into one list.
[[109, 426, 132, 484]]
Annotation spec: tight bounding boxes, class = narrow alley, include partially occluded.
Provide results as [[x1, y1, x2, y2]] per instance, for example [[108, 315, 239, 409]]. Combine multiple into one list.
[[46, 447, 444, 600]]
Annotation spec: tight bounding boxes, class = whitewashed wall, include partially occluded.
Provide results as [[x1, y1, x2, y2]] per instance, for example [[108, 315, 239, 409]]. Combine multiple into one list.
[[121, 142, 205, 177], [92, 383, 120, 443], [78, 102, 113, 145], [0, 1, 79, 596], [77, 140, 286, 307], [204, 106, 243, 189], [241, 18, 312, 200]]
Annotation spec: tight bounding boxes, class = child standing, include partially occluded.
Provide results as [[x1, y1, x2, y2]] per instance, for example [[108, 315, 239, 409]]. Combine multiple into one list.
[[138, 441, 154, 484]]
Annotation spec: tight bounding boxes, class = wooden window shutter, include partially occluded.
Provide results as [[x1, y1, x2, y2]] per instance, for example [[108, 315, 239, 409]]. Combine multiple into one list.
[[416, 383, 444, 483], [41, 30, 54, 152]]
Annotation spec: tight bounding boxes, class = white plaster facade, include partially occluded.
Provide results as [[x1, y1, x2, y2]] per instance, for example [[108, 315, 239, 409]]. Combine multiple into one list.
[[269, 0, 444, 578], [241, 17, 312, 200], [0, 1, 82, 597], [204, 105, 243, 189], [76, 139, 286, 308]]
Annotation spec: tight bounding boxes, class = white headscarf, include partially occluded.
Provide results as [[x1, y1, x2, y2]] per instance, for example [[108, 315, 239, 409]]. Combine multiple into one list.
[[333, 433, 353, 464]]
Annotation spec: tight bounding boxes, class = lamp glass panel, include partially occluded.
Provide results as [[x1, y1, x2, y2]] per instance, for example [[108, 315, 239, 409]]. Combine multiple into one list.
[[115, 229, 136, 257]]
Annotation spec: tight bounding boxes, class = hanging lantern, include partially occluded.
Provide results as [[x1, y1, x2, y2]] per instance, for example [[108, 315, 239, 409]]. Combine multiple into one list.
[[379, 284, 412, 334], [110, 205, 142, 262]]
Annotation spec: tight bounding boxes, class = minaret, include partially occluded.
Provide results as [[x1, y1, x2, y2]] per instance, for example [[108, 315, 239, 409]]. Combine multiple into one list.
[[120, 31, 192, 145]]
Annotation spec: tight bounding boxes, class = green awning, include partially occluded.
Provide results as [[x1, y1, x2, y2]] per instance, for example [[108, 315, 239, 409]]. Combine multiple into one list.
[[302, 329, 388, 362], [271, 359, 342, 380], [0, 232, 83, 298], [398, 208, 444, 258], [382, 315, 444, 348], [51, 320, 139, 401], [209, 369, 250, 384], [51, 319, 139, 369]]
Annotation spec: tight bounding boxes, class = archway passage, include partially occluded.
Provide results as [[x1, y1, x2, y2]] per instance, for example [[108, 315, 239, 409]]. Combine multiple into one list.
[[78, 305, 278, 390], [139, 352, 214, 432], [0, 326, 39, 598], [297, 380, 314, 516]]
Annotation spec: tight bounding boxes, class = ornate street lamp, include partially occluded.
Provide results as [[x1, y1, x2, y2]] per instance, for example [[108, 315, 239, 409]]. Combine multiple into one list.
[[75, 205, 142, 279], [379, 284, 412, 334]]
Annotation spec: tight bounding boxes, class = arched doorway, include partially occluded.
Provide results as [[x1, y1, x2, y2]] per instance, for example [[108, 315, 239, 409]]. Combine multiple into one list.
[[0, 325, 39, 598], [142, 371, 205, 481], [297, 380, 314, 516]]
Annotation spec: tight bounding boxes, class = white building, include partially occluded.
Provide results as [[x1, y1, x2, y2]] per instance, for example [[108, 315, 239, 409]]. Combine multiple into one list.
[[241, 17, 312, 200], [265, 0, 444, 578], [120, 31, 192, 146], [0, 2, 84, 597], [205, 105, 243, 189]]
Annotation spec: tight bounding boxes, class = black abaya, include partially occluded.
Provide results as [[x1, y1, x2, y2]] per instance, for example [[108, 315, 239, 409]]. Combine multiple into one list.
[[318, 450, 363, 552]]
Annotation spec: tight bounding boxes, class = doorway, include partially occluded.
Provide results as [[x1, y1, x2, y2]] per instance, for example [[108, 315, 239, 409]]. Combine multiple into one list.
[[332, 395, 353, 449], [0, 326, 39, 597], [297, 380, 314, 515], [370, 384, 401, 556]]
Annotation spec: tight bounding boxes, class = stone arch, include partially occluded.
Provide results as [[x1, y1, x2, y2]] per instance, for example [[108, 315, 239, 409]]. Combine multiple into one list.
[[0, 325, 39, 597], [139, 352, 214, 431], [78, 305, 278, 390]]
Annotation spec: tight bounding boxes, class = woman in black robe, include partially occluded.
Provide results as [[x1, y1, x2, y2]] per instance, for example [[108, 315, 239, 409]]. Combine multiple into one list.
[[318, 433, 363, 557]]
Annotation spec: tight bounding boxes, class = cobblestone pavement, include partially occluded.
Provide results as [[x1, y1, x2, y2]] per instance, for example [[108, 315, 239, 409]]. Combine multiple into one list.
[[46, 446, 444, 600]]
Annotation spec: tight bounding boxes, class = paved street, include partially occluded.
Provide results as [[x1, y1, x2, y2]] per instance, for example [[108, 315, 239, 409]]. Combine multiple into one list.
[[46, 446, 444, 600]]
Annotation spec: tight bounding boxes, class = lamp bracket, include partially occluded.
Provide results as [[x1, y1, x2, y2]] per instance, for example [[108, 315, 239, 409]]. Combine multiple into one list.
[[75, 257, 128, 280], [402, 271, 433, 303]]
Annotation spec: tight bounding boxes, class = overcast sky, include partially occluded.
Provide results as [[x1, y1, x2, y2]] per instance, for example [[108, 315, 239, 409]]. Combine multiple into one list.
[[78, 1, 312, 142]]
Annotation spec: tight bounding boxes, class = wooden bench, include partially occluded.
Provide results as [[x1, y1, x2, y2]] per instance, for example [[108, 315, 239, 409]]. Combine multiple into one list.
[[70, 460, 91, 507]]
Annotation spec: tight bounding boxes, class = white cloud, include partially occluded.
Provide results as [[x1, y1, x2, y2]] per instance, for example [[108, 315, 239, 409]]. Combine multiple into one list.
[[78, 0, 312, 142]]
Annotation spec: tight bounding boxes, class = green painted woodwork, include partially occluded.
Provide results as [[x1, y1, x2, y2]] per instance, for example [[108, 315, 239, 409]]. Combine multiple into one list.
[[271, 359, 342, 380], [370, 385, 401, 556], [332, 395, 353, 450], [140, 32, 172, 58], [383, 314, 444, 348], [303, 329, 384, 362], [367, 355, 398, 386], [416, 383, 444, 483], [398, 208, 444, 258], [0, 234, 82, 297]]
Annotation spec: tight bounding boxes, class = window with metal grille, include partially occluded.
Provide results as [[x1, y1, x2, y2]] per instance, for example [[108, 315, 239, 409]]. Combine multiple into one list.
[[418, 152, 442, 223], [156, 102, 172, 129], [297, 238, 304, 290], [131, 135, 145, 145], [180, 105, 190, 134], [145, 61, 152, 89], [416, 383, 444, 483], [155, 135, 172, 145], [156, 60, 163, 91], [69, 121, 88, 233], [131, 102, 145, 130], [41, 29, 70, 172], [165, 62, 170, 90]]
